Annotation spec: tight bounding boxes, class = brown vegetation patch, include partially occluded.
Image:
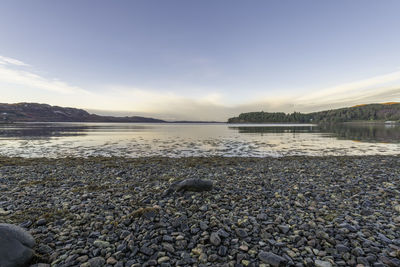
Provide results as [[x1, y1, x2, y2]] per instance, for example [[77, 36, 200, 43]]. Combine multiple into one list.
[[4, 207, 71, 224], [129, 206, 160, 218]]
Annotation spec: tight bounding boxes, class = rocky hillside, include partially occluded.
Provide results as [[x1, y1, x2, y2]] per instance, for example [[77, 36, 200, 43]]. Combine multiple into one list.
[[0, 103, 165, 123]]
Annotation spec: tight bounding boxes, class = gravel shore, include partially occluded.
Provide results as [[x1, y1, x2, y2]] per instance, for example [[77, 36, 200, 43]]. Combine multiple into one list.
[[1, 156, 399, 267]]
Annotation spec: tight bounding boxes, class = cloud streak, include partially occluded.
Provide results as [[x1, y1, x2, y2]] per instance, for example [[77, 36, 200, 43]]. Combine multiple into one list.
[[0, 55, 29, 67], [0, 55, 88, 95], [297, 71, 400, 106]]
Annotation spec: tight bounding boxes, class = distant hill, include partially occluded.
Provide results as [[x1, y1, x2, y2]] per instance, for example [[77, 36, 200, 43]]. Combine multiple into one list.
[[227, 102, 400, 123], [0, 103, 165, 123]]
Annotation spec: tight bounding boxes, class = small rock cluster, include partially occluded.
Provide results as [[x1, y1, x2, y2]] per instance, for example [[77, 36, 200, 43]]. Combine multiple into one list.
[[0, 156, 399, 266]]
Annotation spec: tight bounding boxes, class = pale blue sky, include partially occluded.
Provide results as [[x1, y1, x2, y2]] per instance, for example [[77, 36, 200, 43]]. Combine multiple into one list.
[[1, 0, 400, 120]]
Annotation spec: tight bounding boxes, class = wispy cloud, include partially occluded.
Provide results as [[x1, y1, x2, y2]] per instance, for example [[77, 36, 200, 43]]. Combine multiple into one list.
[[0, 55, 88, 95], [296, 71, 400, 105], [0, 55, 29, 67]]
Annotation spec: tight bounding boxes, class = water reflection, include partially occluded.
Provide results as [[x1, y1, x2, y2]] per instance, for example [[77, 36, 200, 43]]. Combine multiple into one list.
[[229, 123, 400, 143], [229, 125, 318, 134], [320, 123, 400, 143], [0, 123, 154, 139], [0, 123, 87, 139]]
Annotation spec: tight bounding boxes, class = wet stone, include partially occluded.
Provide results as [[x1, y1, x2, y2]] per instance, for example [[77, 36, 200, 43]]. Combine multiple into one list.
[[315, 260, 332, 267], [88, 257, 105, 267], [35, 218, 47, 226], [236, 228, 248, 238], [210, 232, 221, 246], [163, 235, 174, 242], [199, 221, 208, 230], [140, 246, 154, 256], [218, 245, 228, 256], [93, 240, 110, 248], [336, 244, 350, 253], [278, 225, 290, 234], [217, 229, 230, 238], [258, 251, 287, 266]]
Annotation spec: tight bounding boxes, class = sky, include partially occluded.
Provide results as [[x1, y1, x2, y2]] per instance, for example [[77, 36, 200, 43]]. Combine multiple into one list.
[[1, 0, 400, 121]]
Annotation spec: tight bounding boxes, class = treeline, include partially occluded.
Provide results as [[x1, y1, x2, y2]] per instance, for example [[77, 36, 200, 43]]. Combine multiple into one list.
[[228, 111, 311, 123], [227, 103, 400, 123]]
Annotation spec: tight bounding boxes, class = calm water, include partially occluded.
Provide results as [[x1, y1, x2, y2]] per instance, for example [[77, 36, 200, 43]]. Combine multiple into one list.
[[0, 122, 399, 157]]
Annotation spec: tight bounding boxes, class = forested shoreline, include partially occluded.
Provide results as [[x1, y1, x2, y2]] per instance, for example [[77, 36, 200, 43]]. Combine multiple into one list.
[[227, 103, 400, 123]]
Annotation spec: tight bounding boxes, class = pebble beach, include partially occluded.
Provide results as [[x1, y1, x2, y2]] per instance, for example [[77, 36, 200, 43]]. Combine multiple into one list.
[[1, 156, 400, 267]]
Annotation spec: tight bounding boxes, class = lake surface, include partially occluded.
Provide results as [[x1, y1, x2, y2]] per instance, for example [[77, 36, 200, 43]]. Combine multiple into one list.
[[0, 122, 399, 158]]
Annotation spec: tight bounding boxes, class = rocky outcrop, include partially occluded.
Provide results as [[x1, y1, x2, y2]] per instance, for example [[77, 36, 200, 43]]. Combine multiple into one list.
[[163, 178, 213, 196]]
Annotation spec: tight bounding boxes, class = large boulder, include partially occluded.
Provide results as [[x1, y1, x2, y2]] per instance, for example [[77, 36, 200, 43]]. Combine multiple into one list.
[[0, 223, 35, 267], [163, 179, 213, 196]]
